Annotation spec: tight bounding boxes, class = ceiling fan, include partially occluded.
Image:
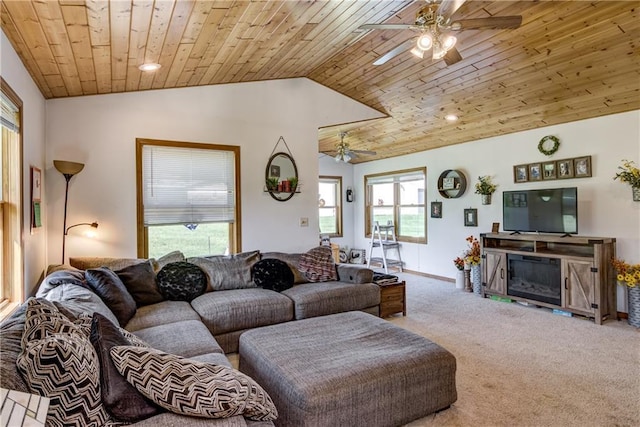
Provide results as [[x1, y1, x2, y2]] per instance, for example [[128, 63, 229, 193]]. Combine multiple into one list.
[[359, 0, 522, 66], [333, 132, 376, 163]]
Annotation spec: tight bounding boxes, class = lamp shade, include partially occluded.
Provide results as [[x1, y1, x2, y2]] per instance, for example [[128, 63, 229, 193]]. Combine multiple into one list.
[[54, 160, 84, 176]]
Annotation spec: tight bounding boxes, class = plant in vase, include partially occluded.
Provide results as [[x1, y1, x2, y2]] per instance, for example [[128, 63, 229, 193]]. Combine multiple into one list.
[[474, 175, 497, 205], [613, 159, 640, 201], [266, 177, 279, 191], [453, 256, 465, 290], [611, 257, 640, 327], [288, 177, 299, 193], [463, 235, 482, 294]]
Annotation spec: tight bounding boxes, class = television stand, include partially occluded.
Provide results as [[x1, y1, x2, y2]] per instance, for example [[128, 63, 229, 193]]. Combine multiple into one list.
[[480, 233, 617, 324]]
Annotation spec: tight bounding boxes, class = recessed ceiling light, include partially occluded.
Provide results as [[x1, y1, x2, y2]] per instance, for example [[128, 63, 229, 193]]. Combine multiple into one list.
[[445, 114, 459, 122], [138, 63, 161, 72]]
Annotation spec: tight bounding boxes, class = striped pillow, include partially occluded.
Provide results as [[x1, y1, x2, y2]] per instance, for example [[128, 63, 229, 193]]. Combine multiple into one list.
[[110, 346, 277, 421]]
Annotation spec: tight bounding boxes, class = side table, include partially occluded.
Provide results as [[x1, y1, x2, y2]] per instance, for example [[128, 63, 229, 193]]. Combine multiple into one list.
[[378, 281, 406, 318]]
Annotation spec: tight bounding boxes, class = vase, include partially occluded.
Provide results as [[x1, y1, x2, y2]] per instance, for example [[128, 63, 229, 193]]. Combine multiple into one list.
[[463, 270, 472, 292], [455, 270, 465, 289], [627, 285, 640, 328], [481, 194, 492, 205], [471, 264, 482, 295], [633, 187, 640, 202]]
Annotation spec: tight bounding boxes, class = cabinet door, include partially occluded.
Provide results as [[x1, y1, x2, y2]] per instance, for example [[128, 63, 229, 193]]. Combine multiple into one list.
[[563, 259, 595, 314], [483, 250, 506, 295]]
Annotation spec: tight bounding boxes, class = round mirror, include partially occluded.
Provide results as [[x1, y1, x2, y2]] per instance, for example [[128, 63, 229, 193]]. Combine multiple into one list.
[[265, 152, 298, 202]]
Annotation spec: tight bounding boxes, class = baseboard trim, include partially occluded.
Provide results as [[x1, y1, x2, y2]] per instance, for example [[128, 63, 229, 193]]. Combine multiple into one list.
[[402, 269, 454, 283]]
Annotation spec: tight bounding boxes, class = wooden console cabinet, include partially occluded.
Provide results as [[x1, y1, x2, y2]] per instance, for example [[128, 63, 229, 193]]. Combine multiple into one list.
[[481, 233, 617, 324]]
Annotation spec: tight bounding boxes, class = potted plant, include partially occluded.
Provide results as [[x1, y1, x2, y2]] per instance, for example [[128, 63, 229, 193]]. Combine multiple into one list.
[[266, 177, 279, 191], [288, 177, 299, 193], [612, 257, 640, 327], [613, 159, 640, 201], [474, 175, 497, 205], [453, 256, 465, 290]]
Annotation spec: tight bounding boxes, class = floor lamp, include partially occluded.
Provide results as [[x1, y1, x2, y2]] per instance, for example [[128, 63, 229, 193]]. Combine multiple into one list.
[[54, 160, 85, 264]]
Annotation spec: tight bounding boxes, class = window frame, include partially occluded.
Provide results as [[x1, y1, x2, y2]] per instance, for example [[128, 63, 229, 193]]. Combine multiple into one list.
[[135, 138, 241, 258], [319, 175, 343, 238], [0, 77, 24, 318], [364, 167, 427, 244]]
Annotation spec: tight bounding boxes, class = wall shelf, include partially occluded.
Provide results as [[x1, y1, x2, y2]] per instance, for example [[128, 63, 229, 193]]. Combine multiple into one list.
[[437, 169, 467, 198]]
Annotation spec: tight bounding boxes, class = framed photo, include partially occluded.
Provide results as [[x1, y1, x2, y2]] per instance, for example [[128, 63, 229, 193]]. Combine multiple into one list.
[[528, 163, 542, 181], [492, 222, 500, 233], [513, 164, 528, 183], [574, 156, 592, 177], [430, 201, 442, 218], [542, 161, 557, 180], [31, 167, 42, 202], [442, 177, 455, 190], [269, 164, 280, 178], [349, 249, 366, 264], [464, 208, 478, 227], [557, 159, 574, 178]]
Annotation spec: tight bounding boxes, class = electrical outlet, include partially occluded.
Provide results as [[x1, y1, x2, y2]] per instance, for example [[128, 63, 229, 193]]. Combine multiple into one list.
[[299, 217, 309, 227]]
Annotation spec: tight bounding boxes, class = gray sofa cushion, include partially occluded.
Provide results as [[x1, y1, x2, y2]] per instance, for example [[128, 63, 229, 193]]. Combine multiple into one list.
[[37, 282, 120, 326], [0, 304, 29, 392], [125, 300, 201, 332], [131, 320, 224, 358], [188, 251, 260, 292], [85, 267, 137, 326], [336, 264, 374, 284], [281, 281, 380, 320], [191, 289, 293, 336]]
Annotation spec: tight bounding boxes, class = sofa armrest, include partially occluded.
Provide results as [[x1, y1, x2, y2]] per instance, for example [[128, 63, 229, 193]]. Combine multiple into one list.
[[336, 264, 374, 284]]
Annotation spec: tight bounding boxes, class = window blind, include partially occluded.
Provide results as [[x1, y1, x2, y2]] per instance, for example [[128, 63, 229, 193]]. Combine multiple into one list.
[[142, 145, 236, 226], [366, 169, 424, 185], [1, 92, 20, 132]]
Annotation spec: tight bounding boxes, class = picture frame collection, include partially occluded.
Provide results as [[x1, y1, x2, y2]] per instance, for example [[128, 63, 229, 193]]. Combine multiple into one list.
[[514, 155, 591, 183]]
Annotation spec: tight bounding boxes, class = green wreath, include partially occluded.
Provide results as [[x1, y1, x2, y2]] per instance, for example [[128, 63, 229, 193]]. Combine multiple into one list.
[[538, 135, 560, 156]]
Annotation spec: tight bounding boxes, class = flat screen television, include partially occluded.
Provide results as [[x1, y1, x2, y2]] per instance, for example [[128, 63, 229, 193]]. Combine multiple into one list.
[[503, 187, 578, 234]]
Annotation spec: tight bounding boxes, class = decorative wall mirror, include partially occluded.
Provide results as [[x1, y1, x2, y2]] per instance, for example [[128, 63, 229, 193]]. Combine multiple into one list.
[[265, 152, 298, 201]]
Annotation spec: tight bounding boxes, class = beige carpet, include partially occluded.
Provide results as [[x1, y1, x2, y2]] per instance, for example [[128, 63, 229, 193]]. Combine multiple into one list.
[[389, 272, 640, 427]]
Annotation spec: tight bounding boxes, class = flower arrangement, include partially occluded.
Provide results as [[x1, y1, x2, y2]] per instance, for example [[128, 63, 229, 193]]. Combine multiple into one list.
[[613, 159, 640, 188], [474, 176, 497, 195], [453, 256, 465, 271], [464, 235, 481, 266], [611, 258, 640, 287]]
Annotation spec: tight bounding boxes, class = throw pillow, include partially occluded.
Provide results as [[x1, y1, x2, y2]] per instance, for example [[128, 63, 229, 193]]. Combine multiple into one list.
[[110, 345, 277, 421], [298, 246, 338, 282], [85, 268, 137, 327], [115, 261, 164, 307], [188, 250, 260, 291], [90, 313, 161, 422], [16, 333, 111, 426], [251, 259, 294, 292], [154, 250, 186, 271], [21, 299, 83, 349], [261, 252, 307, 284], [156, 262, 207, 301]]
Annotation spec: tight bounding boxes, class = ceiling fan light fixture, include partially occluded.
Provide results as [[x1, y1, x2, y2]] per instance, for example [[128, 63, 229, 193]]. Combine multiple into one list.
[[343, 153, 352, 163], [416, 33, 433, 51], [432, 43, 447, 60], [410, 47, 425, 59], [442, 35, 457, 51]]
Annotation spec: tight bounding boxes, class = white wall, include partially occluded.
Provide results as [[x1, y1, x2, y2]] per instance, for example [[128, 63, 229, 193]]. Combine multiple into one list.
[[45, 78, 383, 262], [318, 154, 356, 250], [344, 110, 640, 311], [1, 29, 47, 296]]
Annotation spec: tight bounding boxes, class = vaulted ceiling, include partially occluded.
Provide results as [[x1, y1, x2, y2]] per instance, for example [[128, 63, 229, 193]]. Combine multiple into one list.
[[2, 1, 639, 163]]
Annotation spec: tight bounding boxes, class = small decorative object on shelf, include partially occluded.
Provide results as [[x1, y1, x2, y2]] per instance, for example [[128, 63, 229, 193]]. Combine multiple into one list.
[[611, 257, 640, 327], [538, 135, 560, 156], [474, 175, 497, 205], [613, 159, 640, 202]]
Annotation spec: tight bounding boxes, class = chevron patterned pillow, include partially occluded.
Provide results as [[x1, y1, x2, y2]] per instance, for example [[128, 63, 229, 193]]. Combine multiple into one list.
[[21, 299, 84, 349], [110, 346, 278, 421], [16, 333, 111, 427]]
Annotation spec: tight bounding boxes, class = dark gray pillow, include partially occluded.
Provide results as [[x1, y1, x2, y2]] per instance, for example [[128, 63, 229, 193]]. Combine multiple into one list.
[[90, 313, 161, 422], [156, 262, 207, 302], [252, 259, 294, 292], [85, 268, 137, 326], [115, 262, 164, 307]]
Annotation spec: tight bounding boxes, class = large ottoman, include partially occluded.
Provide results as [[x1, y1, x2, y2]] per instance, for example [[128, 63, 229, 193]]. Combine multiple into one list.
[[238, 311, 457, 427]]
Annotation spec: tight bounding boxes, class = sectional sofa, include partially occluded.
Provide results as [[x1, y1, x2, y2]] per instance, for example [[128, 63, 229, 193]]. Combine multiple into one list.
[[0, 248, 380, 426]]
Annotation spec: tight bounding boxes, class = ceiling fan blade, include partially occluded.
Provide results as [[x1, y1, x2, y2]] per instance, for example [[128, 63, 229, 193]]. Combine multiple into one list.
[[451, 16, 523, 30], [443, 47, 462, 66], [436, 0, 467, 21], [373, 39, 415, 66], [359, 23, 415, 31]]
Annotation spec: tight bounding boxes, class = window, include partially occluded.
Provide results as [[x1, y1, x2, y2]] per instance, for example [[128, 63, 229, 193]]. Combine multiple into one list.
[[136, 139, 240, 258], [365, 167, 426, 243], [1, 78, 24, 318], [319, 176, 342, 237]]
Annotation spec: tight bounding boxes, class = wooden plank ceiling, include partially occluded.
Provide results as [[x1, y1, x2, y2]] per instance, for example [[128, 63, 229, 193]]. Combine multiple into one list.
[[2, 1, 639, 163]]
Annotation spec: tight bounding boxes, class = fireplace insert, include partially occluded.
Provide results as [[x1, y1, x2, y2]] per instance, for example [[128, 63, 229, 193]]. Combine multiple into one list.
[[507, 254, 561, 305]]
